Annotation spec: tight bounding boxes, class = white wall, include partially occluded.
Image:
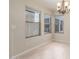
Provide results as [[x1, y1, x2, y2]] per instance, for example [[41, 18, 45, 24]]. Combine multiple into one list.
[[10, 0, 54, 58], [10, 0, 70, 58], [53, 13, 70, 43]]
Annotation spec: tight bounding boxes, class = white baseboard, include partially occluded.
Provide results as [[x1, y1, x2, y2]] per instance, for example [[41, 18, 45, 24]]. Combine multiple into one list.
[[52, 39, 70, 45], [11, 40, 51, 59]]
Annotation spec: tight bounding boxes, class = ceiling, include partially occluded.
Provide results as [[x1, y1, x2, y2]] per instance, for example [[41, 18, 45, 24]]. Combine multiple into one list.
[[31, 0, 70, 12]]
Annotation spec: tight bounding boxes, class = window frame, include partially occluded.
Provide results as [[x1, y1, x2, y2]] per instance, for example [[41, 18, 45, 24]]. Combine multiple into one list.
[[25, 7, 41, 38], [55, 15, 64, 33], [44, 15, 51, 34]]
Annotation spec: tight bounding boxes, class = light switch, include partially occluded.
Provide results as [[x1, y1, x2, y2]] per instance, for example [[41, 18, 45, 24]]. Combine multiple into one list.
[[12, 25, 16, 30]]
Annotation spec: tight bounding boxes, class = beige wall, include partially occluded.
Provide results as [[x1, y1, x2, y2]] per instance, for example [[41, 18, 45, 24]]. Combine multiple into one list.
[[10, 0, 54, 58], [53, 13, 70, 43]]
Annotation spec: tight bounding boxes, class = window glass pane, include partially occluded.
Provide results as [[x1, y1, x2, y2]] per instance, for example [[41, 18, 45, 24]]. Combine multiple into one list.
[[25, 11, 35, 22], [60, 20, 63, 31], [44, 24, 50, 32], [44, 17, 50, 23], [25, 11, 40, 22], [33, 22, 40, 35], [35, 13, 40, 22], [55, 19, 59, 32]]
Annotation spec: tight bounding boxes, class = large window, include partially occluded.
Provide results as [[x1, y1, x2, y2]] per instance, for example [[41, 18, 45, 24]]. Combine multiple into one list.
[[25, 8, 40, 38], [55, 15, 64, 33], [44, 15, 51, 33]]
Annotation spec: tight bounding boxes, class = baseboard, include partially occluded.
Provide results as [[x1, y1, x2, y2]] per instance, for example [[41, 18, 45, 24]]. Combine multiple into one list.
[[52, 39, 70, 45], [11, 40, 52, 59]]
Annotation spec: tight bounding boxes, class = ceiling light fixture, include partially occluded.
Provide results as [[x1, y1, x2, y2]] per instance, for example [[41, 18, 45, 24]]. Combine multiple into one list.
[[57, 0, 70, 14]]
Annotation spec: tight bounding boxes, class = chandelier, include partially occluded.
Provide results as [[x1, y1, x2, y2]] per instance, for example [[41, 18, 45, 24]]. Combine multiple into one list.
[[57, 0, 70, 14]]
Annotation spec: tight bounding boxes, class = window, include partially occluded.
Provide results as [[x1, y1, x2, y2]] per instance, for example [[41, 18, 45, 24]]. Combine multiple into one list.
[[25, 8, 40, 38], [55, 15, 64, 33], [44, 15, 51, 33]]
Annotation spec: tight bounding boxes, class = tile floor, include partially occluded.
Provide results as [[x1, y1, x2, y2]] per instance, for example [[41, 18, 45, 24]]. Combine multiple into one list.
[[18, 42, 69, 59]]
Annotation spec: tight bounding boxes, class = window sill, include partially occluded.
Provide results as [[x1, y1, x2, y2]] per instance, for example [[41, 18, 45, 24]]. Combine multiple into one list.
[[55, 32, 64, 34], [44, 32, 51, 34], [25, 34, 40, 38]]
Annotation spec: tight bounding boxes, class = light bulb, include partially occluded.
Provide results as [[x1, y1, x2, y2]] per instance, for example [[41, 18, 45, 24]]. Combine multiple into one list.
[[57, 2, 61, 7], [68, 5, 70, 9], [57, 6, 61, 11], [65, 2, 68, 7]]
